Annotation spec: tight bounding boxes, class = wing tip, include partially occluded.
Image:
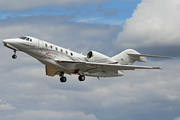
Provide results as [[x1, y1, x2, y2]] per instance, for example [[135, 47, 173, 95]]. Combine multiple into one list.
[[153, 67, 162, 69]]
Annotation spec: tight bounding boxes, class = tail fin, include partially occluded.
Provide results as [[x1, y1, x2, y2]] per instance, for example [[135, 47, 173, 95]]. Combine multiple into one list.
[[112, 49, 172, 65], [112, 49, 144, 65]]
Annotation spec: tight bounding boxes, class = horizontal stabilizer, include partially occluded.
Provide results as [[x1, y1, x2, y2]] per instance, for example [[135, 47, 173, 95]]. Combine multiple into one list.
[[128, 53, 173, 59]]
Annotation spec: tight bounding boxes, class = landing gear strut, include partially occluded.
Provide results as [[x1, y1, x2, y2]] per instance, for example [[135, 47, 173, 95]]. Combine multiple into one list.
[[12, 50, 17, 59], [59, 71, 67, 82]]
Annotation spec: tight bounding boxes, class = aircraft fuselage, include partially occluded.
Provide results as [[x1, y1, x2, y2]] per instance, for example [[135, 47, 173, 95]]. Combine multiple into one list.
[[3, 36, 170, 82]]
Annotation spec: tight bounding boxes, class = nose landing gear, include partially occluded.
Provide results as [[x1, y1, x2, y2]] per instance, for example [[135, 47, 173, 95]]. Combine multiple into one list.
[[12, 50, 17, 59]]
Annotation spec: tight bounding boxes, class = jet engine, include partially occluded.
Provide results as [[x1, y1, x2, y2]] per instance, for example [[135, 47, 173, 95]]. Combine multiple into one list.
[[87, 51, 117, 63]]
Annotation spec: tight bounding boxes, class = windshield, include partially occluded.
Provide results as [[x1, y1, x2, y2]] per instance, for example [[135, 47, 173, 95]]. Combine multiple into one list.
[[19, 36, 32, 42], [19, 36, 27, 40]]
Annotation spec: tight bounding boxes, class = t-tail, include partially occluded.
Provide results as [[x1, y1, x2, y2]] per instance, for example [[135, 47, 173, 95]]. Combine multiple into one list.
[[112, 49, 173, 65]]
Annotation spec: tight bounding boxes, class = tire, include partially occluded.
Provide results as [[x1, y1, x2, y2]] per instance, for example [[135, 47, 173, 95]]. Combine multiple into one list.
[[60, 77, 67, 82], [78, 75, 85, 81], [12, 55, 17, 59]]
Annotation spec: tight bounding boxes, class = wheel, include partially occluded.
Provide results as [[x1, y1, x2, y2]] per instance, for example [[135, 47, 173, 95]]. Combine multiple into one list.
[[60, 76, 67, 82], [12, 54, 17, 59], [78, 75, 85, 81]]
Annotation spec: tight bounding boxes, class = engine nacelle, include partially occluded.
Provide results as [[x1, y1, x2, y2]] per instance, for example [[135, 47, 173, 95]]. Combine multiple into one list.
[[87, 51, 117, 63]]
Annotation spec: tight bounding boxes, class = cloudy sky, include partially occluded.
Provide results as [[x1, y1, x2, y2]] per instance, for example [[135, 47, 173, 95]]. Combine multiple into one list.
[[1, 0, 180, 120]]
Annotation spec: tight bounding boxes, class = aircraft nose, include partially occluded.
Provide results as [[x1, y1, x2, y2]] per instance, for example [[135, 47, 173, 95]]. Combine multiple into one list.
[[3, 39, 14, 44], [3, 38, 19, 51]]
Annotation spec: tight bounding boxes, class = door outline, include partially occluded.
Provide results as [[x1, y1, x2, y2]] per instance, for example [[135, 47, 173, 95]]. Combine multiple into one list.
[[37, 40, 43, 54]]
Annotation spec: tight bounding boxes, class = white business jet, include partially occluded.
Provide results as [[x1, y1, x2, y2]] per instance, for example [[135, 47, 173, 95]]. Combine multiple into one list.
[[2, 36, 172, 82]]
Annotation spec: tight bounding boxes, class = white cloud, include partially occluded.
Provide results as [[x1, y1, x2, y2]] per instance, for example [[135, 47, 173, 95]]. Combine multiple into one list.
[[1, 110, 98, 120], [1, 51, 180, 120], [75, 17, 125, 26], [0, 16, 120, 55], [0, 100, 16, 111], [175, 117, 180, 120], [116, 0, 180, 48]]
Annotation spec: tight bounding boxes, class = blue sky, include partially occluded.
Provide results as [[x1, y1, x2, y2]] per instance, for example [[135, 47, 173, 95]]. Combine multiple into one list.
[[1, 0, 180, 120], [0, 0, 141, 25]]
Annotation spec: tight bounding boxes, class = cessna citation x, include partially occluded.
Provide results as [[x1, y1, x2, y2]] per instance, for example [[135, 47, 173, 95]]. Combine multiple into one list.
[[2, 36, 172, 82]]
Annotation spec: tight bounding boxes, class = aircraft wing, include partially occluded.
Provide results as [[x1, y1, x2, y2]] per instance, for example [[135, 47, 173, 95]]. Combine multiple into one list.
[[55, 60, 161, 71], [84, 62, 161, 70]]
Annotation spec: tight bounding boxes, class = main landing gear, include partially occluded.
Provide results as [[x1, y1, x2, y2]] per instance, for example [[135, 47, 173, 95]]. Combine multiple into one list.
[[59, 71, 85, 83], [12, 50, 17, 59], [59, 71, 67, 82]]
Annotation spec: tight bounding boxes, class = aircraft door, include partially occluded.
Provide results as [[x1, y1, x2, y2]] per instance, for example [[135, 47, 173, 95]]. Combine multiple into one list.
[[37, 40, 43, 53]]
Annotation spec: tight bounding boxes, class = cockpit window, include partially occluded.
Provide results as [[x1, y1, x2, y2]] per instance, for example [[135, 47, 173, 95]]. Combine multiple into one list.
[[19, 36, 32, 42], [19, 36, 27, 40]]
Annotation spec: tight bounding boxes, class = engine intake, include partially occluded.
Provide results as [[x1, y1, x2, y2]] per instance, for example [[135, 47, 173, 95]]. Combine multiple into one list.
[[87, 51, 117, 63], [87, 51, 93, 59]]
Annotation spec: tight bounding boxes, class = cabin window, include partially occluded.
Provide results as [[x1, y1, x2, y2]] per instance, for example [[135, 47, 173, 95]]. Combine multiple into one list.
[[71, 53, 73, 56], [56, 47, 58, 51], [66, 51, 68, 54], [61, 49, 63, 52], [50, 45, 53, 49], [30, 39, 32, 42], [45, 43, 47, 47]]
